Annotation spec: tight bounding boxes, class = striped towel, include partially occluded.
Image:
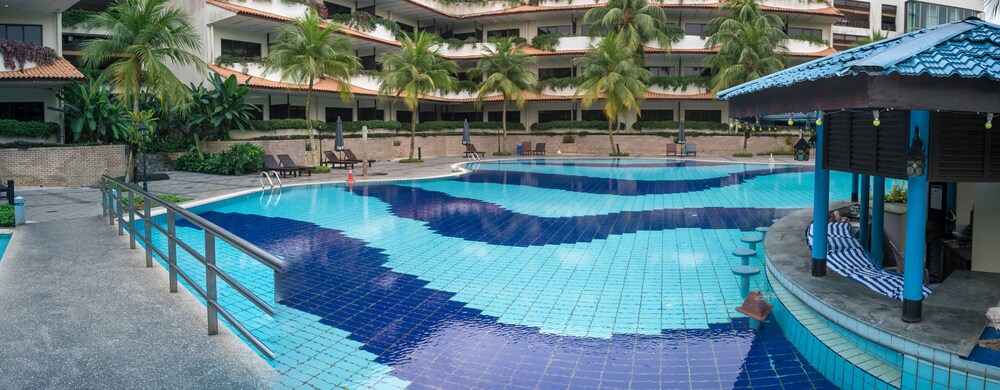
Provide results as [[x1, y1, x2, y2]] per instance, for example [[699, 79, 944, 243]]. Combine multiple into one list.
[[806, 223, 933, 300]]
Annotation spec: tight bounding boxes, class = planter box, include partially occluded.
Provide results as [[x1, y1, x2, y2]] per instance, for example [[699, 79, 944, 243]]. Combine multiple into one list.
[[883, 202, 907, 265]]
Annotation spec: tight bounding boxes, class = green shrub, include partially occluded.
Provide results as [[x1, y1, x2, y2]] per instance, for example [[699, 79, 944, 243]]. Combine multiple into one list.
[[885, 183, 908, 203], [115, 173, 170, 183], [757, 150, 794, 156], [540, 76, 582, 89], [609, 152, 630, 157], [632, 120, 728, 131], [531, 32, 563, 51], [173, 143, 263, 175], [414, 121, 524, 132], [314, 165, 331, 173], [399, 158, 424, 163], [158, 194, 192, 204], [147, 138, 191, 153], [531, 121, 623, 131], [0, 120, 60, 137], [493, 152, 512, 156], [0, 204, 13, 227], [561, 135, 576, 143], [648, 75, 710, 91], [62, 8, 99, 28], [732, 151, 754, 157], [249, 119, 405, 132]]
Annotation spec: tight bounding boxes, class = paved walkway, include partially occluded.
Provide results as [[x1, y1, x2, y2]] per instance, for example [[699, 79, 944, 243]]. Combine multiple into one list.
[[0, 154, 803, 387]]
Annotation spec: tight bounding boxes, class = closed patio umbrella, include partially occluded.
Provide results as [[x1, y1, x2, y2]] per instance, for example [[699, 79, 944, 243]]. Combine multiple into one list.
[[335, 116, 345, 151], [462, 119, 471, 145], [677, 120, 686, 144]]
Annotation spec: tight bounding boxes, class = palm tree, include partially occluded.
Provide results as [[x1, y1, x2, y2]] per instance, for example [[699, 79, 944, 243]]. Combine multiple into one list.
[[582, 0, 682, 56], [267, 8, 361, 165], [853, 30, 889, 47], [573, 33, 650, 154], [378, 32, 459, 160], [468, 37, 537, 154], [79, 0, 204, 183], [704, 0, 788, 93]]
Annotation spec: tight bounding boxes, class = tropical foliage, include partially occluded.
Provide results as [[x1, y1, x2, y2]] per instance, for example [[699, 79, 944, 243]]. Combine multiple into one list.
[[530, 32, 563, 51], [468, 37, 537, 153], [704, 0, 788, 93], [582, 0, 682, 55], [853, 30, 889, 47], [378, 31, 459, 160], [173, 143, 264, 175], [58, 73, 130, 143], [267, 8, 360, 164], [0, 39, 56, 71], [188, 73, 259, 141], [573, 33, 650, 153]]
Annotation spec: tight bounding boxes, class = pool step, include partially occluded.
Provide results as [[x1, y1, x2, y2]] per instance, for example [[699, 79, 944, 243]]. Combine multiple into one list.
[[768, 270, 903, 389]]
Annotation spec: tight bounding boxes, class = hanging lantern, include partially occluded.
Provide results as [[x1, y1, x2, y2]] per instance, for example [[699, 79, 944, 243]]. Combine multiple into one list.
[[793, 135, 811, 162], [807, 131, 817, 149], [815, 117, 822, 126], [872, 110, 881, 127], [787, 113, 794, 126], [905, 126, 926, 177], [987, 113, 994, 130]]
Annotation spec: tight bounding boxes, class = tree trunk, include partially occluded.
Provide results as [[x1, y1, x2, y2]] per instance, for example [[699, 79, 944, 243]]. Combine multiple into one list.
[[608, 120, 616, 155], [501, 101, 508, 154], [306, 78, 317, 165], [409, 113, 418, 160]]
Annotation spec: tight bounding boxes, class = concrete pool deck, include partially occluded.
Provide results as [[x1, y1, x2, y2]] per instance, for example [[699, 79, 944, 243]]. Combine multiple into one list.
[[0, 154, 806, 386]]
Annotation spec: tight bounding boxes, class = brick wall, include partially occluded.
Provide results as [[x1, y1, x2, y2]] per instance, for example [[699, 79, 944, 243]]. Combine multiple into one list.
[[0, 144, 128, 187], [196, 134, 795, 161]]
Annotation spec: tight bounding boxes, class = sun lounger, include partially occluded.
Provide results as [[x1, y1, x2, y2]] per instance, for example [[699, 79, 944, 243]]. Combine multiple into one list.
[[532, 143, 546, 155], [666, 143, 677, 157], [263, 155, 301, 178], [277, 154, 314, 176], [683, 143, 697, 157], [464, 144, 486, 158], [343, 149, 372, 167], [323, 151, 357, 169]]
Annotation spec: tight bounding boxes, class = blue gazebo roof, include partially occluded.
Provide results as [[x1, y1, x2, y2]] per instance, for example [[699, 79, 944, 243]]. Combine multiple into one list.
[[718, 18, 1000, 101]]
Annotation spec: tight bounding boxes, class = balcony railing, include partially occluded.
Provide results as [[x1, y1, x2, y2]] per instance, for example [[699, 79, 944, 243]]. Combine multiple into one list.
[[835, 19, 871, 28], [833, 0, 871, 11]]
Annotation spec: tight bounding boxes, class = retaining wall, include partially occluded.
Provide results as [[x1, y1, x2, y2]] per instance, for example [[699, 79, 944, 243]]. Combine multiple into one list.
[[0, 144, 128, 187]]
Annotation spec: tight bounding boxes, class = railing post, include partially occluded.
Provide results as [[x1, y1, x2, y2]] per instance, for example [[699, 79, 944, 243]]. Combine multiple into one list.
[[167, 211, 178, 293], [101, 179, 107, 218], [108, 183, 115, 226], [116, 188, 124, 236], [205, 231, 219, 335], [128, 190, 136, 249], [144, 199, 152, 267]]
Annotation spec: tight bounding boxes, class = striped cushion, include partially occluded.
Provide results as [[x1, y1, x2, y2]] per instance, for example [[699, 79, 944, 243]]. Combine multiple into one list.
[[805, 223, 934, 301]]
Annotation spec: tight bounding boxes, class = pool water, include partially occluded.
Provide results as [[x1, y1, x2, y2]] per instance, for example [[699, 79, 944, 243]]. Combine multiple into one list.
[[149, 158, 855, 389], [0, 234, 9, 261]]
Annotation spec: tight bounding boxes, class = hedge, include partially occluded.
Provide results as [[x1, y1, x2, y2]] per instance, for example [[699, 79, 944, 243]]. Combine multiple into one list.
[[0, 204, 13, 227], [248, 119, 403, 132], [530, 121, 625, 131], [414, 121, 525, 132], [632, 121, 728, 131], [0, 120, 60, 137]]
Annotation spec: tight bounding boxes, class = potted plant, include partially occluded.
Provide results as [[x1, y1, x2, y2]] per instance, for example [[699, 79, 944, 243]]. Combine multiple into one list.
[[882, 182, 908, 255]]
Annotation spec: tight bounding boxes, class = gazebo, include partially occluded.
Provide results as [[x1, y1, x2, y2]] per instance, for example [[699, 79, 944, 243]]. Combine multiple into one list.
[[719, 17, 1000, 323]]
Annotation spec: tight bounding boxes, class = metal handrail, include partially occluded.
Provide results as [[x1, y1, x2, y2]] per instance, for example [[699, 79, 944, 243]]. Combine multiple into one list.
[[258, 171, 283, 190], [99, 175, 285, 360]]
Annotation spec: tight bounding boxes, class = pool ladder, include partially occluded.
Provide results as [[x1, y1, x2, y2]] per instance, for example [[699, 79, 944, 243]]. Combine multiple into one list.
[[259, 171, 283, 190]]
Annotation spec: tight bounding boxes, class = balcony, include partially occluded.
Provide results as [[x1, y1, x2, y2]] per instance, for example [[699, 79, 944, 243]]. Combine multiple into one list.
[[833, 0, 871, 12], [835, 19, 871, 29]]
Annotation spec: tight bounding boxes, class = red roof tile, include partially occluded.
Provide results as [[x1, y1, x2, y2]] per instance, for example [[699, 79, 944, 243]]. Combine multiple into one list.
[[0, 57, 84, 81]]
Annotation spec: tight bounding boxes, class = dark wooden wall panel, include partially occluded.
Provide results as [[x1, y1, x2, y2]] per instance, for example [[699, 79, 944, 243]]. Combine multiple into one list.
[[875, 111, 908, 179], [931, 112, 1000, 182], [823, 110, 906, 179], [825, 112, 851, 171], [850, 114, 877, 172]]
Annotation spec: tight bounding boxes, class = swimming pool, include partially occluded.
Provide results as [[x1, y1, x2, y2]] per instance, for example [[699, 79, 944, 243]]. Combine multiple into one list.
[[151, 158, 855, 388], [0, 234, 9, 262]]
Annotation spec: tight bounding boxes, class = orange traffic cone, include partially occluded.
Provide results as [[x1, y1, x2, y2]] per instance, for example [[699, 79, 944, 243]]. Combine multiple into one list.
[[347, 168, 356, 183]]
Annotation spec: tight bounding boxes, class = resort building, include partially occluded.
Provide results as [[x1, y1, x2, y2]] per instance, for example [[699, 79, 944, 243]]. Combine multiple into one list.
[[0, 0, 84, 144], [832, 0, 981, 50]]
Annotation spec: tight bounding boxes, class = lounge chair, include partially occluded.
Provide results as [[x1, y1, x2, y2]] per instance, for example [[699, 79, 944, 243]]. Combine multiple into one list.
[[464, 144, 485, 158], [343, 149, 372, 167], [532, 143, 546, 155], [0, 179, 11, 204], [263, 155, 300, 178], [665, 143, 677, 157], [521, 142, 532, 156], [683, 143, 697, 157], [277, 154, 314, 176], [323, 151, 357, 169]]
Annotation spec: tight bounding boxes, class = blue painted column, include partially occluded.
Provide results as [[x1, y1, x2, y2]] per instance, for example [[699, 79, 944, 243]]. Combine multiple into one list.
[[859, 174, 871, 249], [902, 110, 930, 323], [851, 174, 860, 202], [811, 112, 830, 277], [872, 176, 886, 269]]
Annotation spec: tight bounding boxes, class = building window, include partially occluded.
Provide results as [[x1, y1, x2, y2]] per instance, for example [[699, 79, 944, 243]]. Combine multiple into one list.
[[832, 33, 864, 50], [685, 110, 722, 122], [642, 110, 674, 121], [360, 55, 379, 71], [487, 28, 520, 38], [325, 107, 353, 122], [833, 0, 870, 12], [323, 2, 352, 15], [538, 67, 573, 80], [443, 112, 482, 122], [881, 5, 897, 31], [249, 104, 264, 121], [537, 25, 572, 35], [646, 66, 674, 77], [683, 67, 711, 77], [419, 111, 438, 122], [488, 111, 520, 123], [905, 1, 977, 31], [684, 23, 708, 36], [787, 27, 822, 39], [581, 110, 605, 121], [358, 108, 383, 120], [270, 104, 306, 119], [0, 24, 43, 46], [221, 39, 262, 58], [580, 24, 592, 35], [537, 110, 572, 122], [396, 110, 412, 123], [0, 102, 44, 122], [452, 31, 475, 40], [397, 22, 415, 34]]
